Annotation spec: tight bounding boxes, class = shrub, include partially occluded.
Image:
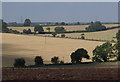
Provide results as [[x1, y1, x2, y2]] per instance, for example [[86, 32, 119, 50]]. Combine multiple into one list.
[[61, 34, 65, 38], [54, 27, 66, 33], [59, 60, 64, 65], [14, 58, 26, 67], [34, 25, 44, 33], [51, 56, 59, 64], [34, 56, 44, 66], [52, 33, 57, 37]]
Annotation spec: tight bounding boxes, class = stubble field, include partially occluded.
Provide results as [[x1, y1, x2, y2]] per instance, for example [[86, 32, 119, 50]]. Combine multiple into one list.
[[2, 33, 104, 67]]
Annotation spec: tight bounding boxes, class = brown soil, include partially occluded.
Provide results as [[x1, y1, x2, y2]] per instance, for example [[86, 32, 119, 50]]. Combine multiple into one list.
[[2, 66, 120, 80]]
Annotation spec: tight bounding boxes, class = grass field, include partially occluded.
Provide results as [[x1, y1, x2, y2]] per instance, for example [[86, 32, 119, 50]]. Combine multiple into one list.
[[8, 24, 119, 32], [2, 33, 104, 67]]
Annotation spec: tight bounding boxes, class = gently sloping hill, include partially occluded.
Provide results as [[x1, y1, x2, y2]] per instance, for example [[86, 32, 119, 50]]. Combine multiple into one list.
[[2, 33, 104, 67], [65, 28, 119, 41]]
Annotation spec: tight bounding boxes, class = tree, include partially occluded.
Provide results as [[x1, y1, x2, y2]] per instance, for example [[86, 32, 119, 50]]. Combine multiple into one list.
[[70, 48, 90, 63], [51, 56, 59, 64], [34, 25, 44, 34], [46, 27, 50, 32], [85, 21, 106, 31], [14, 58, 25, 67], [54, 27, 66, 33], [23, 29, 32, 34], [52, 33, 57, 37], [80, 33, 85, 39], [1, 20, 9, 33], [55, 22, 59, 25], [92, 42, 115, 62], [61, 22, 66, 25], [75, 22, 80, 25], [23, 19, 31, 26], [116, 30, 120, 61], [34, 56, 44, 66], [61, 34, 65, 38]]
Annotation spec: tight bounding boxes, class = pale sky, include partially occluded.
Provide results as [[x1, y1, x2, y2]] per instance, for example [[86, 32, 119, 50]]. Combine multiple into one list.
[[2, 2, 119, 23]]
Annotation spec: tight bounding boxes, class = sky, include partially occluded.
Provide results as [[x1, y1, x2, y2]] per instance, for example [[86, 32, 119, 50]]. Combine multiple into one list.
[[2, 2, 118, 23]]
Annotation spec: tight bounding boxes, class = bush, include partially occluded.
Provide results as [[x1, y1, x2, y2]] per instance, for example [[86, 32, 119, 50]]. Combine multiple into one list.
[[34, 25, 44, 33], [34, 56, 44, 66], [51, 56, 59, 64], [54, 27, 66, 33], [52, 33, 57, 37], [14, 58, 26, 67], [61, 34, 65, 38], [59, 60, 64, 65]]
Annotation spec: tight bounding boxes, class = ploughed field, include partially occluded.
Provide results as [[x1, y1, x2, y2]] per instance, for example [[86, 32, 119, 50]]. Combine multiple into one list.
[[2, 33, 104, 67], [2, 66, 119, 80]]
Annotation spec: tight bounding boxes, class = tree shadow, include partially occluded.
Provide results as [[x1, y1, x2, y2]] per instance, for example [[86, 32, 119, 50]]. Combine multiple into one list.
[[2, 43, 36, 67]]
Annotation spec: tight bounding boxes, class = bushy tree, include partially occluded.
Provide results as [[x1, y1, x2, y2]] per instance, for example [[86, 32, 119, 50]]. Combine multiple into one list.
[[23, 19, 31, 26], [92, 42, 116, 62], [51, 56, 59, 64], [46, 27, 50, 32], [80, 33, 85, 39], [34, 25, 44, 34], [23, 29, 32, 34], [85, 21, 106, 31], [52, 33, 57, 37], [70, 48, 90, 63], [54, 27, 66, 33], [60, 22, 66, 25], [1, 20, 9, 33], [61, 34, 65, 38], [34, 56, 44, 66], [14, 58, 26, 67], [116, 30, 120, 61]]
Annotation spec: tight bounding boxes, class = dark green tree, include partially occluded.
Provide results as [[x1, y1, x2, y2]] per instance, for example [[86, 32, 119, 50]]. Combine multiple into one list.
[[34, 25, 44, 33], [85, 21, 106, 31], [92, 42, 115, 62], [51, 56, 59, 64], [61, 22, 66, 25], [1, 20, 9, 33], [116, 30, 120, 61], [52, 33, 57, 37], [34, 56, 44, 66], [70, 48, 90, 63], [46, 27, 50, 32], [14, 58, 26, 67], [80, 33, 85, 39], [61, 34, 65, 38], [23, 19, 31, 26], [54, 27, 66, 33]]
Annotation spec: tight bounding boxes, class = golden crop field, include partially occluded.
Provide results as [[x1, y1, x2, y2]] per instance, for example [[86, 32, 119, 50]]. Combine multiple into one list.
[[38, 28, 119, 42], [64, 28, 119, 41], [2, 33, 104, 67]]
